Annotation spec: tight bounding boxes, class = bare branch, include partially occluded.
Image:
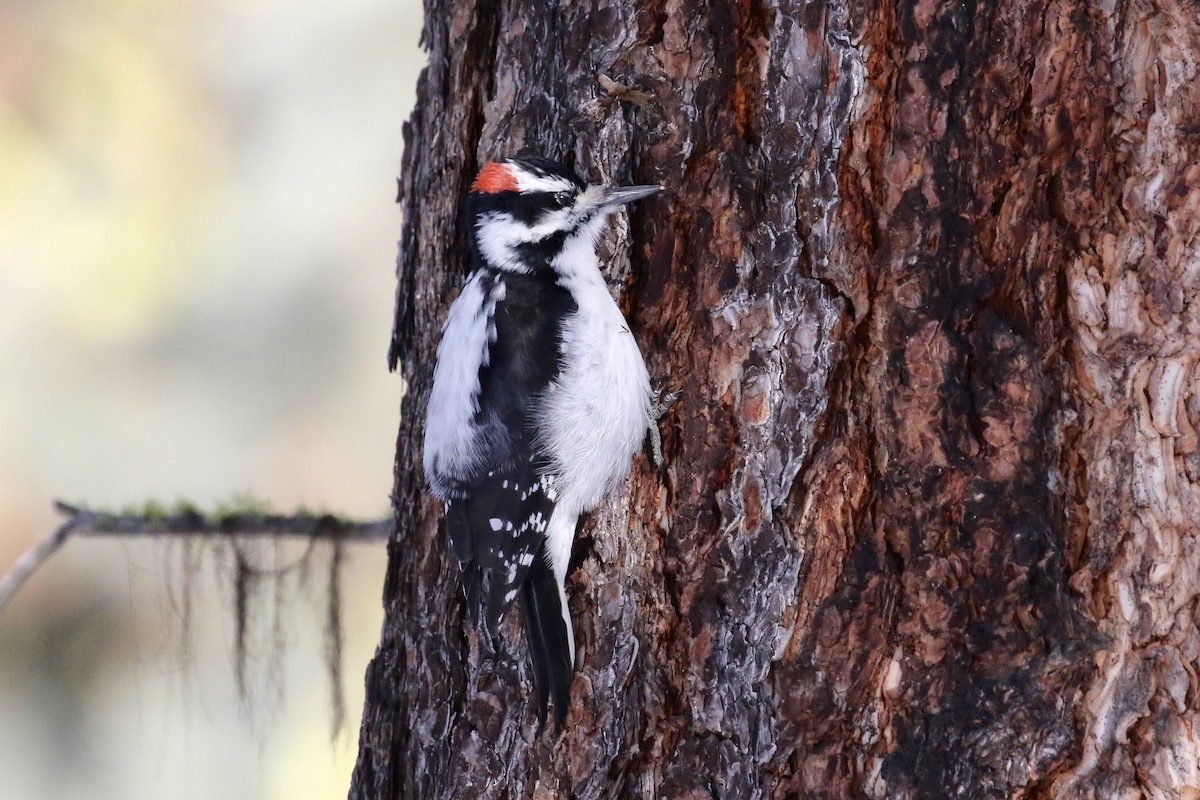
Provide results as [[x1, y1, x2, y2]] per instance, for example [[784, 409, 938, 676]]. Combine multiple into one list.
[[51, 500, 393, 542], [0, 500, 391, 614]]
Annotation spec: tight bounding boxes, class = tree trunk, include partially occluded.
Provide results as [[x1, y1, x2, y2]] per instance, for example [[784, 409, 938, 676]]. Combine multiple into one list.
[[351, 1, 1200, 797]]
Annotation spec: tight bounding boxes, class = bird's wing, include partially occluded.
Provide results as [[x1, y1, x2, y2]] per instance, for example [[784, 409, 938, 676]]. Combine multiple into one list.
[[433, 268, 577, 631], [446, 468, 556, 630]]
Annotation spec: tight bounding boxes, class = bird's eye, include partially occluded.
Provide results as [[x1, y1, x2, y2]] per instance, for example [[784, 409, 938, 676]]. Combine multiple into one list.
[[553, 191, 573, 207]]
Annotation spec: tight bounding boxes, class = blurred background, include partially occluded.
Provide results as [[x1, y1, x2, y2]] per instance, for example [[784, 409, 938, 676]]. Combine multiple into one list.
[[0, 0, 423, 797]]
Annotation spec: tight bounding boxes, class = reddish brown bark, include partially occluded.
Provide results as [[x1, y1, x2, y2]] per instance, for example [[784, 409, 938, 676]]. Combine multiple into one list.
[[352, 1, 1200, 797]]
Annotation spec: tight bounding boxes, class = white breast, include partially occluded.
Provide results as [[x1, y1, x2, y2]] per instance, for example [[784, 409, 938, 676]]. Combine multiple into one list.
[[538, 235, 652, 514]]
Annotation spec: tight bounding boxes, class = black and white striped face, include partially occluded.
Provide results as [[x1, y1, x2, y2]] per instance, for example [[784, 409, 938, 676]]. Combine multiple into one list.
[[467, 157, 660, 272]]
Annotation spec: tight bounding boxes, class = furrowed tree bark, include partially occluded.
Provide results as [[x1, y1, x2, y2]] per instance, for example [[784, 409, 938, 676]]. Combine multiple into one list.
[[352, 1, 1200, 798]]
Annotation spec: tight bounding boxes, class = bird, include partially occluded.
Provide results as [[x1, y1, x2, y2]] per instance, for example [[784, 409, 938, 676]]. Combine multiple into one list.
[[423, 155, 666, 728]]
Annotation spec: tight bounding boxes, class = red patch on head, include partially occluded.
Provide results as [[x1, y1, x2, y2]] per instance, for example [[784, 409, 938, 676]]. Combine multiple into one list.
[[471, 162, 519, 194]]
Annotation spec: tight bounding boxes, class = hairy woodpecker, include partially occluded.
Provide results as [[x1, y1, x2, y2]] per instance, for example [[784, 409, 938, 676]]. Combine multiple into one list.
[[423, 156, 662, 727]]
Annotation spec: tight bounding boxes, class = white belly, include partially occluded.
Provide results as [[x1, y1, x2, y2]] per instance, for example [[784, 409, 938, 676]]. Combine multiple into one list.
[[538, 293, 651, 514]]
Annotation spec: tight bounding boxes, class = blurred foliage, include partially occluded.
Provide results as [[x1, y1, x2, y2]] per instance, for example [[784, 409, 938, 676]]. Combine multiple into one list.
[[0, 0, 424, 797], [0, 0, 220, 341]]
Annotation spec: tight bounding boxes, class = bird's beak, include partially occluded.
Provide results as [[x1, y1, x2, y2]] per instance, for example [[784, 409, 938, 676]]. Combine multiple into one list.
[[599, 184, 662, 208]]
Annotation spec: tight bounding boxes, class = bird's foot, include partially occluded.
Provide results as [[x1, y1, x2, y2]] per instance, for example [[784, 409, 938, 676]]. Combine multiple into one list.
[[647, 388, 680, 470]]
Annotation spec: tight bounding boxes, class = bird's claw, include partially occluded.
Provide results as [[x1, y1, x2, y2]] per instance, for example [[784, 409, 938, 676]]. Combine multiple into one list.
[[648, 387, 680, 470]]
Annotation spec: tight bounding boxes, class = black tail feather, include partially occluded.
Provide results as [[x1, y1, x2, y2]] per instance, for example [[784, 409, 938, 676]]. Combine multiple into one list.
[[521, 585, 552, 728], [520, 546, 573, 729]]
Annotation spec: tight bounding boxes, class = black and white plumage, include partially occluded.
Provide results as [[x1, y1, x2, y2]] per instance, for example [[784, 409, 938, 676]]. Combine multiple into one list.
[[423, 156, 661, 727]]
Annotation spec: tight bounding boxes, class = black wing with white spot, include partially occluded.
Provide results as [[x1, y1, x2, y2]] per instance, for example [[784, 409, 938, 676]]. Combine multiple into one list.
[[440, 267, 574, 620], [445, 466, 556, 633]]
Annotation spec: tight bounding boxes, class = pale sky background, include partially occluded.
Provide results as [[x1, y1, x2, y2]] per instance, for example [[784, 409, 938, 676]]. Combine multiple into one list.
[[0, 0, 424, 797]]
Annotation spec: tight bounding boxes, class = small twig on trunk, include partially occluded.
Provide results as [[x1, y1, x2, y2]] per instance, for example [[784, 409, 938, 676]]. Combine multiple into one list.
[[0, 500, 391, 614]]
